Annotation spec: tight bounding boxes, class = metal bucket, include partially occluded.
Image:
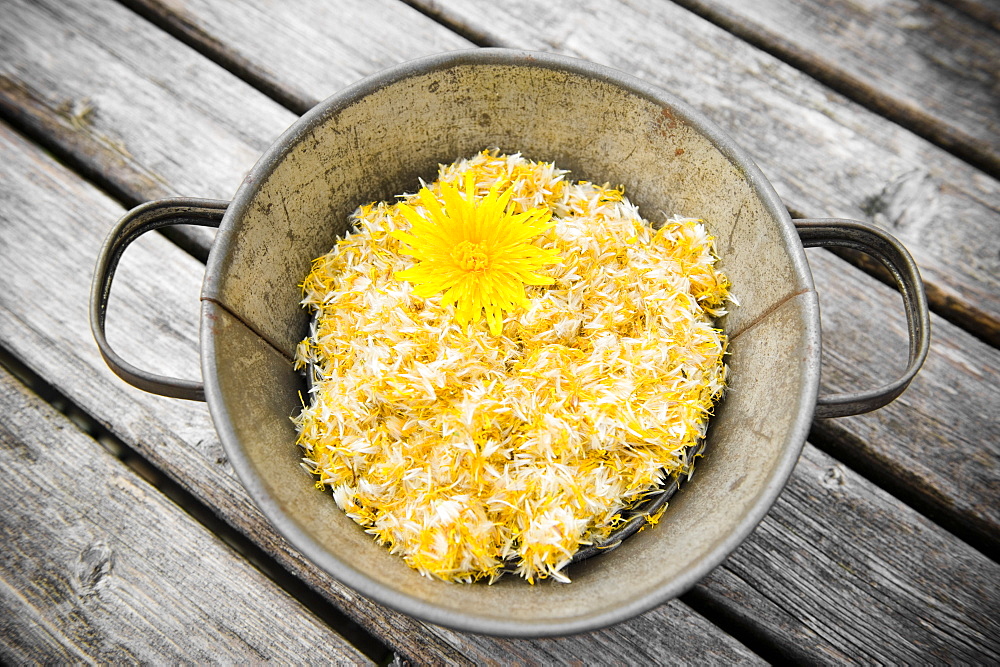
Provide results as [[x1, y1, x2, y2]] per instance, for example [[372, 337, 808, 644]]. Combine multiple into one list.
[[91, 49, 929, 637]]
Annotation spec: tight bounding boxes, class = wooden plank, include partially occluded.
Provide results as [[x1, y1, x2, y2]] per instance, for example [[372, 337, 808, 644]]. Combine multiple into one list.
[[4, 0, 992, 574], [0, 372, 370, 663], [806, 246, 1000, 557], [119, 0, 472, 114], [0, 0, 298, 259], [0, 0, 466, 262], [2, 116, 996, 661], [403, 0, 1000, 346], [671, 0, 1000, 176], [0, 116, 763, 664], [693, 444, 1000, 664]]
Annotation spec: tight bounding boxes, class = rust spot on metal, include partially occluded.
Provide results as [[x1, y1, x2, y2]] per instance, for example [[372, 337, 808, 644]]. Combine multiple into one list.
[[654, 107, 679, 138]]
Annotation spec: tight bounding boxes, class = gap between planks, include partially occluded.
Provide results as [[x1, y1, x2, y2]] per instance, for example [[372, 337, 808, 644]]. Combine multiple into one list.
[[0, 361, 375, 662], [116, 0, 313, 115], [0, 78, 218, 265]]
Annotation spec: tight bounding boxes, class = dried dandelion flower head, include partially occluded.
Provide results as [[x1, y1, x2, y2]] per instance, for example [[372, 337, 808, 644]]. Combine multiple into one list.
[[294, 150, 731, 584]]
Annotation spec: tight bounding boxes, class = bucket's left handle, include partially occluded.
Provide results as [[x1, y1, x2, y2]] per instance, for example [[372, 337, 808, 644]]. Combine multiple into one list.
[[90, 198, 229, 401]]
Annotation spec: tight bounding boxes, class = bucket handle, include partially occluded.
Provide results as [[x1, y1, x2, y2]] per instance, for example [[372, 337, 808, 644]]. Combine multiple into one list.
[[794, 218, 930, 418], [90, 198, 228, 402]]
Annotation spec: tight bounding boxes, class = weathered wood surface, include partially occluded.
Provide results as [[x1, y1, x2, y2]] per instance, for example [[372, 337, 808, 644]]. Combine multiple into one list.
[[696, 444, 1000, 664], [407, 0, 1000, 346], [3, 0, 996, 565], [806, 247, 1000, 557], [672, 0, 1000, 176], [0, 0, 293, 259], [1, 0, 998, 662], [2, 108, 997, 661], [0, 0, 465, 263], [947, 0, 1000, 31], [0, 371, 369, 663], [0, 112, 763, 663], [119, 0, 471, 115]]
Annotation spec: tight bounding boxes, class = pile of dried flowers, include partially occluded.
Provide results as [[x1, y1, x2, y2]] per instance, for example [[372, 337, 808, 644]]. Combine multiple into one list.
[[294, 150, 730, 583]]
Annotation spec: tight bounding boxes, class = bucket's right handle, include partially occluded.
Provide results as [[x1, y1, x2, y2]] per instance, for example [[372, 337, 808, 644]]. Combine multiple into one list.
[[90, 198, 229, 402], [794, 218, 930, 419]]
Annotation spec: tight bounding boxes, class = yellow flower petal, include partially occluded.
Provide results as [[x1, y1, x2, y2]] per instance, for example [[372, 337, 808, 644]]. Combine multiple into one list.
[[393, 175, 561, 334]]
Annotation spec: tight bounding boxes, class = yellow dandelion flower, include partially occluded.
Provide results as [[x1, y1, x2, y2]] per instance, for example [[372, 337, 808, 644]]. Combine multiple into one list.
[[392, 172, 562, 335]]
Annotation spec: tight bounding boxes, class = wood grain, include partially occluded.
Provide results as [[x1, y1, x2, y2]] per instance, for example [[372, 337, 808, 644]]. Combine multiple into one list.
[[0, 112, 762, 664], [406, 0, 1000, 345], [692, 444, 1000, 664], [2, 106, 998, 660], [0, 370, 369, 663], [0, 0, 297, 258], [672, 0, 1000, 176], [0, 0, 466, 263], [943, 0, 1000, 31], [807, 247, 1000, 557], [120, 0, 472, 114], [2, 0, 994, 565]]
